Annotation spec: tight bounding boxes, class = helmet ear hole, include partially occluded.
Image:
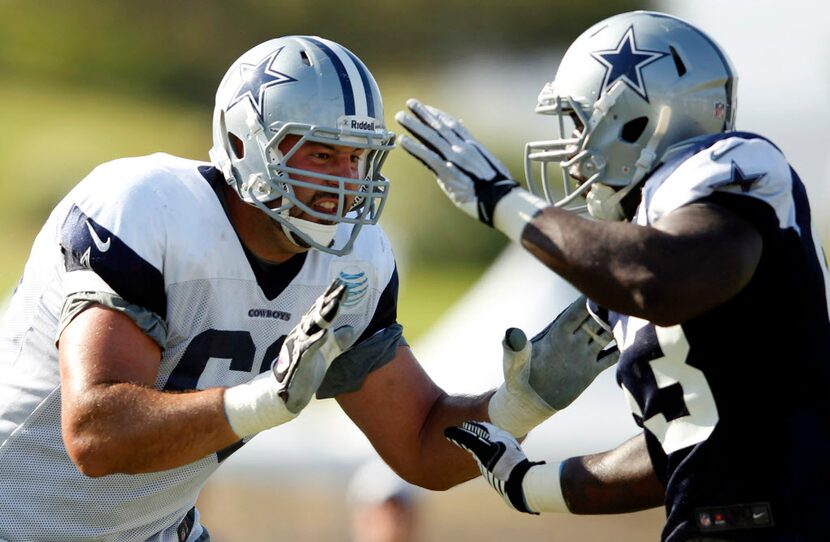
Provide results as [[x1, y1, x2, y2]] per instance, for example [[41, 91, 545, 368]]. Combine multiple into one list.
[[229, 133, 245, 159], [620, 117, 649, 143]]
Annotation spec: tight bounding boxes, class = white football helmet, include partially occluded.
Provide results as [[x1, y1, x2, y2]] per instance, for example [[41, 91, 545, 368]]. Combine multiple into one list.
[[524, 11, 737, 220], [210, 36, 395, 255]]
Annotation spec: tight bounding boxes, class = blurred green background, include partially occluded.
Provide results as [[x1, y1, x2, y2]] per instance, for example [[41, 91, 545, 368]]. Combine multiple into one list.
[[0, 0, 642, 339]]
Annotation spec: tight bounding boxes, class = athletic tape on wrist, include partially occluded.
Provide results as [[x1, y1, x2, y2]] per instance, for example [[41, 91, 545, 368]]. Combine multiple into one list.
[[523, 462, 569, 514], [223, 372, 297, 438], [488, 383, 556, 438], [493, 189, 548, 244]]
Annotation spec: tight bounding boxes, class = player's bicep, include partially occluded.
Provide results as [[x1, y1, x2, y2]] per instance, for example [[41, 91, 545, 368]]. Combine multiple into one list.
[[336, 345, 443, 471], [58, 304, 163, 393], [649, 201, 762, 321]]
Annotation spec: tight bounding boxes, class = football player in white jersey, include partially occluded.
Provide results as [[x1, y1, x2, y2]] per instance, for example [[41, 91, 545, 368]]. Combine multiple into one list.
[[0, 36, 606, 541], [398, 10, 830, 542]]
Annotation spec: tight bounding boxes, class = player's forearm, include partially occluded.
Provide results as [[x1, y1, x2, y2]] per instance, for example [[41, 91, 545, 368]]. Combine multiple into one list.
[[521, 204, 761, 326], [62, 383, 239, 477], [560, 432, 664, 514]]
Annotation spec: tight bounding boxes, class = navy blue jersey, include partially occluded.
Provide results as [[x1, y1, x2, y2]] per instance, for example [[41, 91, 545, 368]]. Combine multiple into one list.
[[593, 133, 830, 541]]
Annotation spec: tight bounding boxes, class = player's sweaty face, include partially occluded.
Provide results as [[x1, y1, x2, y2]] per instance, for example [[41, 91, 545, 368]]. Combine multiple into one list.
[[277, 134, 363, 224]]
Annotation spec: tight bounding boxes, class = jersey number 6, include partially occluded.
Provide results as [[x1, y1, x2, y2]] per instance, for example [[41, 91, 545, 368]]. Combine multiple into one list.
[[163, 329, 286, 392]]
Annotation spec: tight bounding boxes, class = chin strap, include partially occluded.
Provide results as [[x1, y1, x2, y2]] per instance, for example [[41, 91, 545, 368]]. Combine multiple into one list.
[[280, 215, 338, 250], [632, 105, 672, 185], [585, 181, 639, 221], [586, 105, 673, 221]]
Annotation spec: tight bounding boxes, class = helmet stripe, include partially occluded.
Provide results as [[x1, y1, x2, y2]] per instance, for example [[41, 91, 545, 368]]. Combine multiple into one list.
[[303, 37, 360, 116], [344, 50, 375, 118]]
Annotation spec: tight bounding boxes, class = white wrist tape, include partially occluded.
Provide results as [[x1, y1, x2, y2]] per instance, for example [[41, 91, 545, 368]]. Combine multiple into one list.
[[523, 462, 569, 513], [488, 383, 556, 438], [493, 188, 548, 244], [223, 372, 297, 438]]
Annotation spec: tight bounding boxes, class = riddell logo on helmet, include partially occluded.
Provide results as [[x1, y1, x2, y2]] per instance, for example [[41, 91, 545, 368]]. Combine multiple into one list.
[[339, 116, 378, 132], [350, 120, 375, 131]]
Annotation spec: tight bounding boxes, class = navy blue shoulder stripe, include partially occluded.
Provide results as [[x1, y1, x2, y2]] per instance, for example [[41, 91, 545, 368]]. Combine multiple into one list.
[[356, 264, 399, 344], [344, 49, 375, 118], [60, 205, 167, 318], [303, 37, 355, 116]]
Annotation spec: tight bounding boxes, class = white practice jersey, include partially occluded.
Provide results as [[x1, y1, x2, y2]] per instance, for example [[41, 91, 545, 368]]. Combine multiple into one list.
[[0, 153, 402, 541]]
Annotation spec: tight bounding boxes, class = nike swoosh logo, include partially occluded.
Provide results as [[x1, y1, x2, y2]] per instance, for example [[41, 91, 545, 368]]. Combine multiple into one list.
[[85, 220, 111, 252]]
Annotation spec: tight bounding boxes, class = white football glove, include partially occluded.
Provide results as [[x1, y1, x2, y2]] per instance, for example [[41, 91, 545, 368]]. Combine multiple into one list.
[[445, 421, 567, 514], [224, 279, 354, 438], [488, 295, 619, 437], [396, 99, 547, 243]]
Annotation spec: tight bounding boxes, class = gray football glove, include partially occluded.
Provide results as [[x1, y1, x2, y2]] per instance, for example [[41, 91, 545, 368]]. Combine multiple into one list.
[[224, 279, 354, 438], [445, 421, 543, 514], [273, 279, 354, 413], [528, 295, 619, 410], [395, 99, 519, 227], [489, 295, 619, 436]]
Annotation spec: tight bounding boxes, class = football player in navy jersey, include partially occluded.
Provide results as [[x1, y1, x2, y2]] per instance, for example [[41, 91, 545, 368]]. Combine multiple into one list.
[[0, 36, 608, 541], [398, 10, 830, 542]]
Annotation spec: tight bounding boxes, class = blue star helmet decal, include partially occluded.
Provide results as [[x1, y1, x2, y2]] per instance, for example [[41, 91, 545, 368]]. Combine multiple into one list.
[[227, 47, 297, 121], [591, 26, 668, 103]]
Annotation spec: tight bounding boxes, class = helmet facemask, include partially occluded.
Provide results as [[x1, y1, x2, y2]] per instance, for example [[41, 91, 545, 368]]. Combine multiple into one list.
[[243, 122, 393, 254]]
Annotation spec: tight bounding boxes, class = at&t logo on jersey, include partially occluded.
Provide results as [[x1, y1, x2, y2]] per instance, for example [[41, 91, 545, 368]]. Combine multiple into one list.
[[335, 264, 370, 309]]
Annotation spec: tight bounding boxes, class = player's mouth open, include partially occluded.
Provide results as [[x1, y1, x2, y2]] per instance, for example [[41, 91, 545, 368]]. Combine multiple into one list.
[[314, 200, 339, 214], [302, 197, 342, 225]]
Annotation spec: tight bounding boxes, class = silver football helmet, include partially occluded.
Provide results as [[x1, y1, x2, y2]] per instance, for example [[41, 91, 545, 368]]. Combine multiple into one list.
[[524, 11, 737, 220], [210, 36, 395, 255]]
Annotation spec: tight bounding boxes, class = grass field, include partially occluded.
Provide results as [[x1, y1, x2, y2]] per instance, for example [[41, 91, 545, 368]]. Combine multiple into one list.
[[197, 476, 665, 541]]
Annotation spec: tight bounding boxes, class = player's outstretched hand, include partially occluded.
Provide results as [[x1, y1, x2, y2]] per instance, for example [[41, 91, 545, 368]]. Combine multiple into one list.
[[396, 99, 549, 243], [273, 279, 353, 413], [223, 279, 354, 438], [395, 99, 518, 226], [488, 295, 619, 437], [445, 421, 542, 514], [528, 294, 619, 410]]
